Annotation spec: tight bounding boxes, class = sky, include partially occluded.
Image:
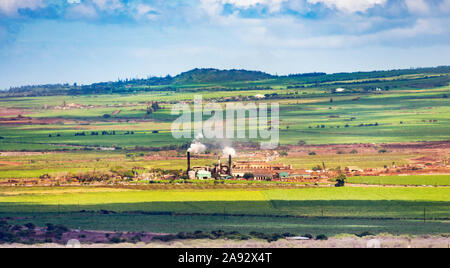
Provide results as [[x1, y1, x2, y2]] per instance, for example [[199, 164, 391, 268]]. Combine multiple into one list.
[[0, 0, 450, 89]]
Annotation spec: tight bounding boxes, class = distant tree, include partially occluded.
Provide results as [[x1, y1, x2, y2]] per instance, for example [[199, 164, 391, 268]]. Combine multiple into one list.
[[298, 140, 307, 145], [243, 173, 254, 180], [335, 174, 347, 187], [24, 223, 36, 230]]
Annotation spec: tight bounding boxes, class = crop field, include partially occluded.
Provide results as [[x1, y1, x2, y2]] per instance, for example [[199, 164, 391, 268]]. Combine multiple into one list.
[[0, 68, 449, 241], [346, 175, 450, 186], [275, 153, 415, 170], [0, 187, 449, 236], [0, 150, 424, 180], [0, 84, 449, 151]]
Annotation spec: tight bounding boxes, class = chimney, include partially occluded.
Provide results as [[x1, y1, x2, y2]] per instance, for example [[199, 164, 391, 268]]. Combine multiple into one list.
[[187, 152, 191, 173], [228, 154, 232, 175]]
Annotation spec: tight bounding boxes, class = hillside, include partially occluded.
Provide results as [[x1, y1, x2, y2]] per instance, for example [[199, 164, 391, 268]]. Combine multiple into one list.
[[173, 68, 272, 84], [3, 66, 450, 97]]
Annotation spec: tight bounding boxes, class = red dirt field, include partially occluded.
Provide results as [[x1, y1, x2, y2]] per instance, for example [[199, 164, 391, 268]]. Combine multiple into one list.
[[277, 141, 450, 157], [8, 228, 165, 245], [0, 108, 30, 117], [0, 116, 65, 125], [1, 235, 449, 248], [0, 161, 21, 166]]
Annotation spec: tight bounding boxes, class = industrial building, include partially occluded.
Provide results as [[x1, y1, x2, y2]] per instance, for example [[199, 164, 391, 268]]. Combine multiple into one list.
[[186, 152, 313, 181]]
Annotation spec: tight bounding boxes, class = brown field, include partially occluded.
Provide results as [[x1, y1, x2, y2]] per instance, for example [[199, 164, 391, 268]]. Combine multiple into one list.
[[2, 235, 448, 248]]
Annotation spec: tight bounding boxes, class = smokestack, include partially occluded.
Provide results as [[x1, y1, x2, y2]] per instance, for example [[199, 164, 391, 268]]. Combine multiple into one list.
[[228, 154, 232, 175], [187, 152, 191, 173]]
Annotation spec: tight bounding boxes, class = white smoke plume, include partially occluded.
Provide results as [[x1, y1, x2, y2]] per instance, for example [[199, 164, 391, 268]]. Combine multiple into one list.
[[222, 146, 236, 157], [187, 132, 206, 154], [195, 132, 204, 140], [188, 141, 207, 154]]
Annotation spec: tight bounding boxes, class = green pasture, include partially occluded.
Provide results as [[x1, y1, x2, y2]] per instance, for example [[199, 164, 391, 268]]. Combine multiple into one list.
[[347, 175, 450, 186], [0, 86, 448, 151], [0, 187, 448, 236], [0, 152, 217, 179], [0, 187, 448, 217]]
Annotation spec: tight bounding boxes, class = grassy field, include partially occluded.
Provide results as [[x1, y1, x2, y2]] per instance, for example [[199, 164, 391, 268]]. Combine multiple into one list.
[[0, 69, 449, 239], [0, 150, 420, 179], [0, 187, 449, 236], [0, 85, 449, 151], [347, 175, 450, 186]]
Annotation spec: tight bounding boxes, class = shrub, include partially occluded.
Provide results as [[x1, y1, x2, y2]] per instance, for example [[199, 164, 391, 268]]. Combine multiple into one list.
[[335, 174, 347, 187], [316, 234, 328, 240], [24, 223, 36, 230], [152, 234, 177, 242], [129, 234, 142, 243], [282, 233, 297, 238], [109, 236, 126, 243], [350, 149, 358, 154], [309, 152, 316, 156], [46, 223, 55, 231], [0, 231, 19, 243], [378, 149, 387, 153], [303, 234, 313, 239], [356, 231, 374, 237]]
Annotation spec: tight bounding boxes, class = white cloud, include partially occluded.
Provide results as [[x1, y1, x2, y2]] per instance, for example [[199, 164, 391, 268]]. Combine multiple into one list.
[[201, 0, 288, 15], [92, 0, 124, 11], [440, 0, 450, 13], [307, 0, 387, 13], [0, 0, 44, 15], [134, 4, 158, 20], [404, 0, 429, 14], [66, 3, 98, 19], [201, 0, 389, 15], [67, 0, 81, 4], [221, 0, 287, 12]]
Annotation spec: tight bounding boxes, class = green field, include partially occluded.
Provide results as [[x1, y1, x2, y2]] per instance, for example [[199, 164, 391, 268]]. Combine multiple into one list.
[[0, 85, 449, 151], [1, 187, 449, 236], [347, 175, 450, 186], [1, 68, 450, 239]]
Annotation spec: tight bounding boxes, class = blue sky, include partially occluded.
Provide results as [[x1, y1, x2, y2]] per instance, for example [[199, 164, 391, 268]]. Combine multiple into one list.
[[1, 0, 450, 89]]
